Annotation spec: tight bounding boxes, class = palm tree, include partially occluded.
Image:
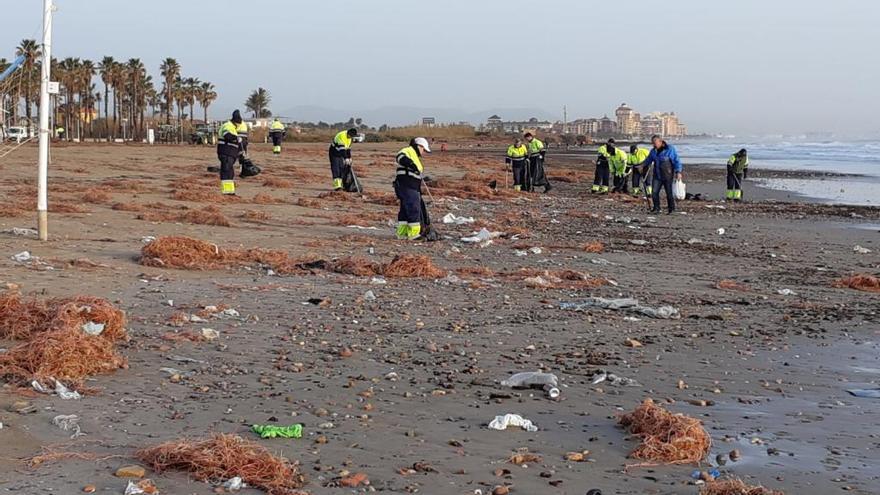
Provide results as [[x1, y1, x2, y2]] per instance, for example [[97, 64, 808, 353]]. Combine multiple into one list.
[[198, 82, 217, 123], [125, 58, 146, 140], [245, 87, 271, 119], [78, 60, 96, 138], [182, 77, 200, 123], [15, 39, 41, 125], [98, 56, 115, 140], [159, 57, 180, 125]]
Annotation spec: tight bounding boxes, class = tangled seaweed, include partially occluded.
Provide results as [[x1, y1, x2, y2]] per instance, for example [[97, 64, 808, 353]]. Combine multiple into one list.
[[700, 479, 785, 495], [618, 399, 711, 466], [832, 274, 880, 293], [137, 433, 306, 495], [0, 293, 128, 384]]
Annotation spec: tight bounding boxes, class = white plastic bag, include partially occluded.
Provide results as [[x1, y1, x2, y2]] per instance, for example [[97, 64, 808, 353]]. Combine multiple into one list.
[[672, 179, 686, 200]]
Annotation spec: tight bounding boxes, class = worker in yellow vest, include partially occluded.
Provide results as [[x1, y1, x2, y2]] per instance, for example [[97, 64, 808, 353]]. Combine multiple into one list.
[[269, 118, 286, 155], [524, 132, 551, 193], [726, 149, 749, 201], [506, 138, 528, 191], [594, 139, 625, 194], [628, 144, 652, 196], [394, 137, 431, 240], [328, 128, 359, 190], [216, 110, 242, 195]]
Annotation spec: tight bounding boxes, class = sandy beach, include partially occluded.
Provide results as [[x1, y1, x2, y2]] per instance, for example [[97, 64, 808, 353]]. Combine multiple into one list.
[[1, 141, 878, 495]]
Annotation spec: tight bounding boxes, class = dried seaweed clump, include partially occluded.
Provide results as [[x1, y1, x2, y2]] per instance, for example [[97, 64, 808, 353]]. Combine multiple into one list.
[[383, 254, 446, 279], [715, 279, 750, 292], [137, 434, 306, 495], [700, 479, 785, 495], [618, 399, 711, 466], [0, 293, 128, 384], [832, 274, 880, 293]]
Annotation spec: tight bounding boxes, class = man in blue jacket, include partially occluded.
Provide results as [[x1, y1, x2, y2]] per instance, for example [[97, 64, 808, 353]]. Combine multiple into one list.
[[641, 134, 683, 214]]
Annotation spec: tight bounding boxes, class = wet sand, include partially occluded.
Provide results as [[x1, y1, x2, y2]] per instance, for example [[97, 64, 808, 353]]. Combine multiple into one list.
[[0, 142, 878, 494]]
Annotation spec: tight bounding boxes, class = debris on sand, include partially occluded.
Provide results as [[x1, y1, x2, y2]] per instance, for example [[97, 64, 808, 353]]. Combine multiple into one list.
[[442, 213, 475, 225], [137, 433, 306, 494], [138, 205, 233, 227], [832, 274, 880, 293], [699, 479, 785, 495], [561, 298, 680, 319], [326, 257, 384, 277], [488, 413, 538, 432], [618, 399, 711, 466]]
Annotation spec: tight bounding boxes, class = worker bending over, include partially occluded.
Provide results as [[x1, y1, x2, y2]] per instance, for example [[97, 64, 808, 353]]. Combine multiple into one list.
[[269, 118, 286, 155], [642, 134, 683, 214], [726, 148, 749, 201], [628, 144, 651, 196], [394, 137, 431, 240], [594, 139, 625, 194], [506, 138, 528, 191], [328, 128, 359, 191], [216, 110, 242, 195], [524, 132, 551, 193]]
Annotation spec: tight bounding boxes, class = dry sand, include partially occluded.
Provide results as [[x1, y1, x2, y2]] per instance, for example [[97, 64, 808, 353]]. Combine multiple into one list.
[[0, 141, 878, 494]]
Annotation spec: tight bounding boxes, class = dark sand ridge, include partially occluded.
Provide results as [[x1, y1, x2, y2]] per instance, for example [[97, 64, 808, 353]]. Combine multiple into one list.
[[0, 142, 878, 494]]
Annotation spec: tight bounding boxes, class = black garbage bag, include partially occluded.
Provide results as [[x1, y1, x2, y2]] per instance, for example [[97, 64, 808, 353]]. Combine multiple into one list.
[[341, 163, 362, 193], [420, 198, 440, 242], [531, 157, 548, 187], [240, 158, 262, 178], [206, 165, 220, 173]]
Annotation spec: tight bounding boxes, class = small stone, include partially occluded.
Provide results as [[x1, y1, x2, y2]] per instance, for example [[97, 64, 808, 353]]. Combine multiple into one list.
[[83, 485, 97, 493], [624, 338, 643, 348], [729, 449, 742, 461], [115, 465, 146, 478], [492, 486, 509, 495], [339, 348, 354, 358]]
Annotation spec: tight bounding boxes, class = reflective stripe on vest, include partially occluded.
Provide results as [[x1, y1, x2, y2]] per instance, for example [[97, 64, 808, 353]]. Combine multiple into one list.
[[396, 146, 424, 179], [332, 131, 352, 151]]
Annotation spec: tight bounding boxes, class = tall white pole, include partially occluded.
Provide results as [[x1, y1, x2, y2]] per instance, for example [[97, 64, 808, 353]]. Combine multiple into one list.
[[37, 0, 53, 241]]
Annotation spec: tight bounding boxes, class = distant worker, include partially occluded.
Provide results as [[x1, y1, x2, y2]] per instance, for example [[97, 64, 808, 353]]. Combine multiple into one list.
[[55, 126, 65, 140], [726, 148, 749, 201], [328, 128, 359, 191], [642, 134, 683, 214], [628, 144, 651, 196], [216, 110, 243, 195], [506, 137, 529, 191], [269, 118, 286, 155], [594, 139, 625, 194], [524, 132, 551, 193], [394, 137, 431, 240]]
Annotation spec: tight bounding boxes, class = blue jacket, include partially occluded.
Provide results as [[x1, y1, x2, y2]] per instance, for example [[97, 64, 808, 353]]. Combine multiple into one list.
[[643, 142, 683, 174]]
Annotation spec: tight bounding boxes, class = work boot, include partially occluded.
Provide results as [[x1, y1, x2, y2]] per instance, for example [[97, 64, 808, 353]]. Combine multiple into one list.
[[220, 180, 235, 195], [650, 208, 661, 214], [333, 178, 343, 191], [544, 183, 553, 193]]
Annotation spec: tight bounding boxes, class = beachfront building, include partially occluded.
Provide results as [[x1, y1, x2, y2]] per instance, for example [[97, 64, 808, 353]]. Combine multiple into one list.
[[640, 112, 687, 138], [485, 115, 554, 134], [615, 103, 641, 137]]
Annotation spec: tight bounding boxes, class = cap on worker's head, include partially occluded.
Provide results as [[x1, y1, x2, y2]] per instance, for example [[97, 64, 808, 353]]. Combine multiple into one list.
[[607, 138, 616, 144], [413, 137, 431, 153], [523, 132, 533, 138], [738, 148, 747, 155], [232, 110, 242, 124], [347, 128, 359, 137], [630, 145, 637, 153]]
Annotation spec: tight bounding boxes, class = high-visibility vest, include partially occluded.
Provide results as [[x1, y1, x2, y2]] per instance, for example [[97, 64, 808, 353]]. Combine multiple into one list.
[[598, 145, 628, 174], [217, 121, 240, 156], [728, 154, 749, 174], [507, 144, 528, 160], [396, 146, 424, 179], [627, 148, 650, 166], [236, 122, 249, 139], [332, 130, 352, 151], [527, 138, 545, 157], [270, 120, 285, 131]]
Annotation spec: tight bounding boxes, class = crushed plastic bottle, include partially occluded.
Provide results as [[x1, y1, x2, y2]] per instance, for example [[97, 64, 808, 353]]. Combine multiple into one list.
[[500, 371, 560, 398]]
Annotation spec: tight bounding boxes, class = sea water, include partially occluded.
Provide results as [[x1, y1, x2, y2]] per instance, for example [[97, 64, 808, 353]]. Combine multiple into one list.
[[677, 140, 880, 205]]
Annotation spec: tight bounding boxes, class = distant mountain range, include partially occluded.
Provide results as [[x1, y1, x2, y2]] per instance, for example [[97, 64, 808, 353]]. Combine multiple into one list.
[[272, 105, 559, 126]]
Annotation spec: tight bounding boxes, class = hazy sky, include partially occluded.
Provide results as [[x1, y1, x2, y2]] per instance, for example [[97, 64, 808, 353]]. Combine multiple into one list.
[[3, 0, 878, 136]]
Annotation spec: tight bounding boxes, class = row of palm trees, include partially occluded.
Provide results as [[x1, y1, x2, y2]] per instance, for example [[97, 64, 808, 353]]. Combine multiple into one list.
[[2, 40, 217, 142]]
